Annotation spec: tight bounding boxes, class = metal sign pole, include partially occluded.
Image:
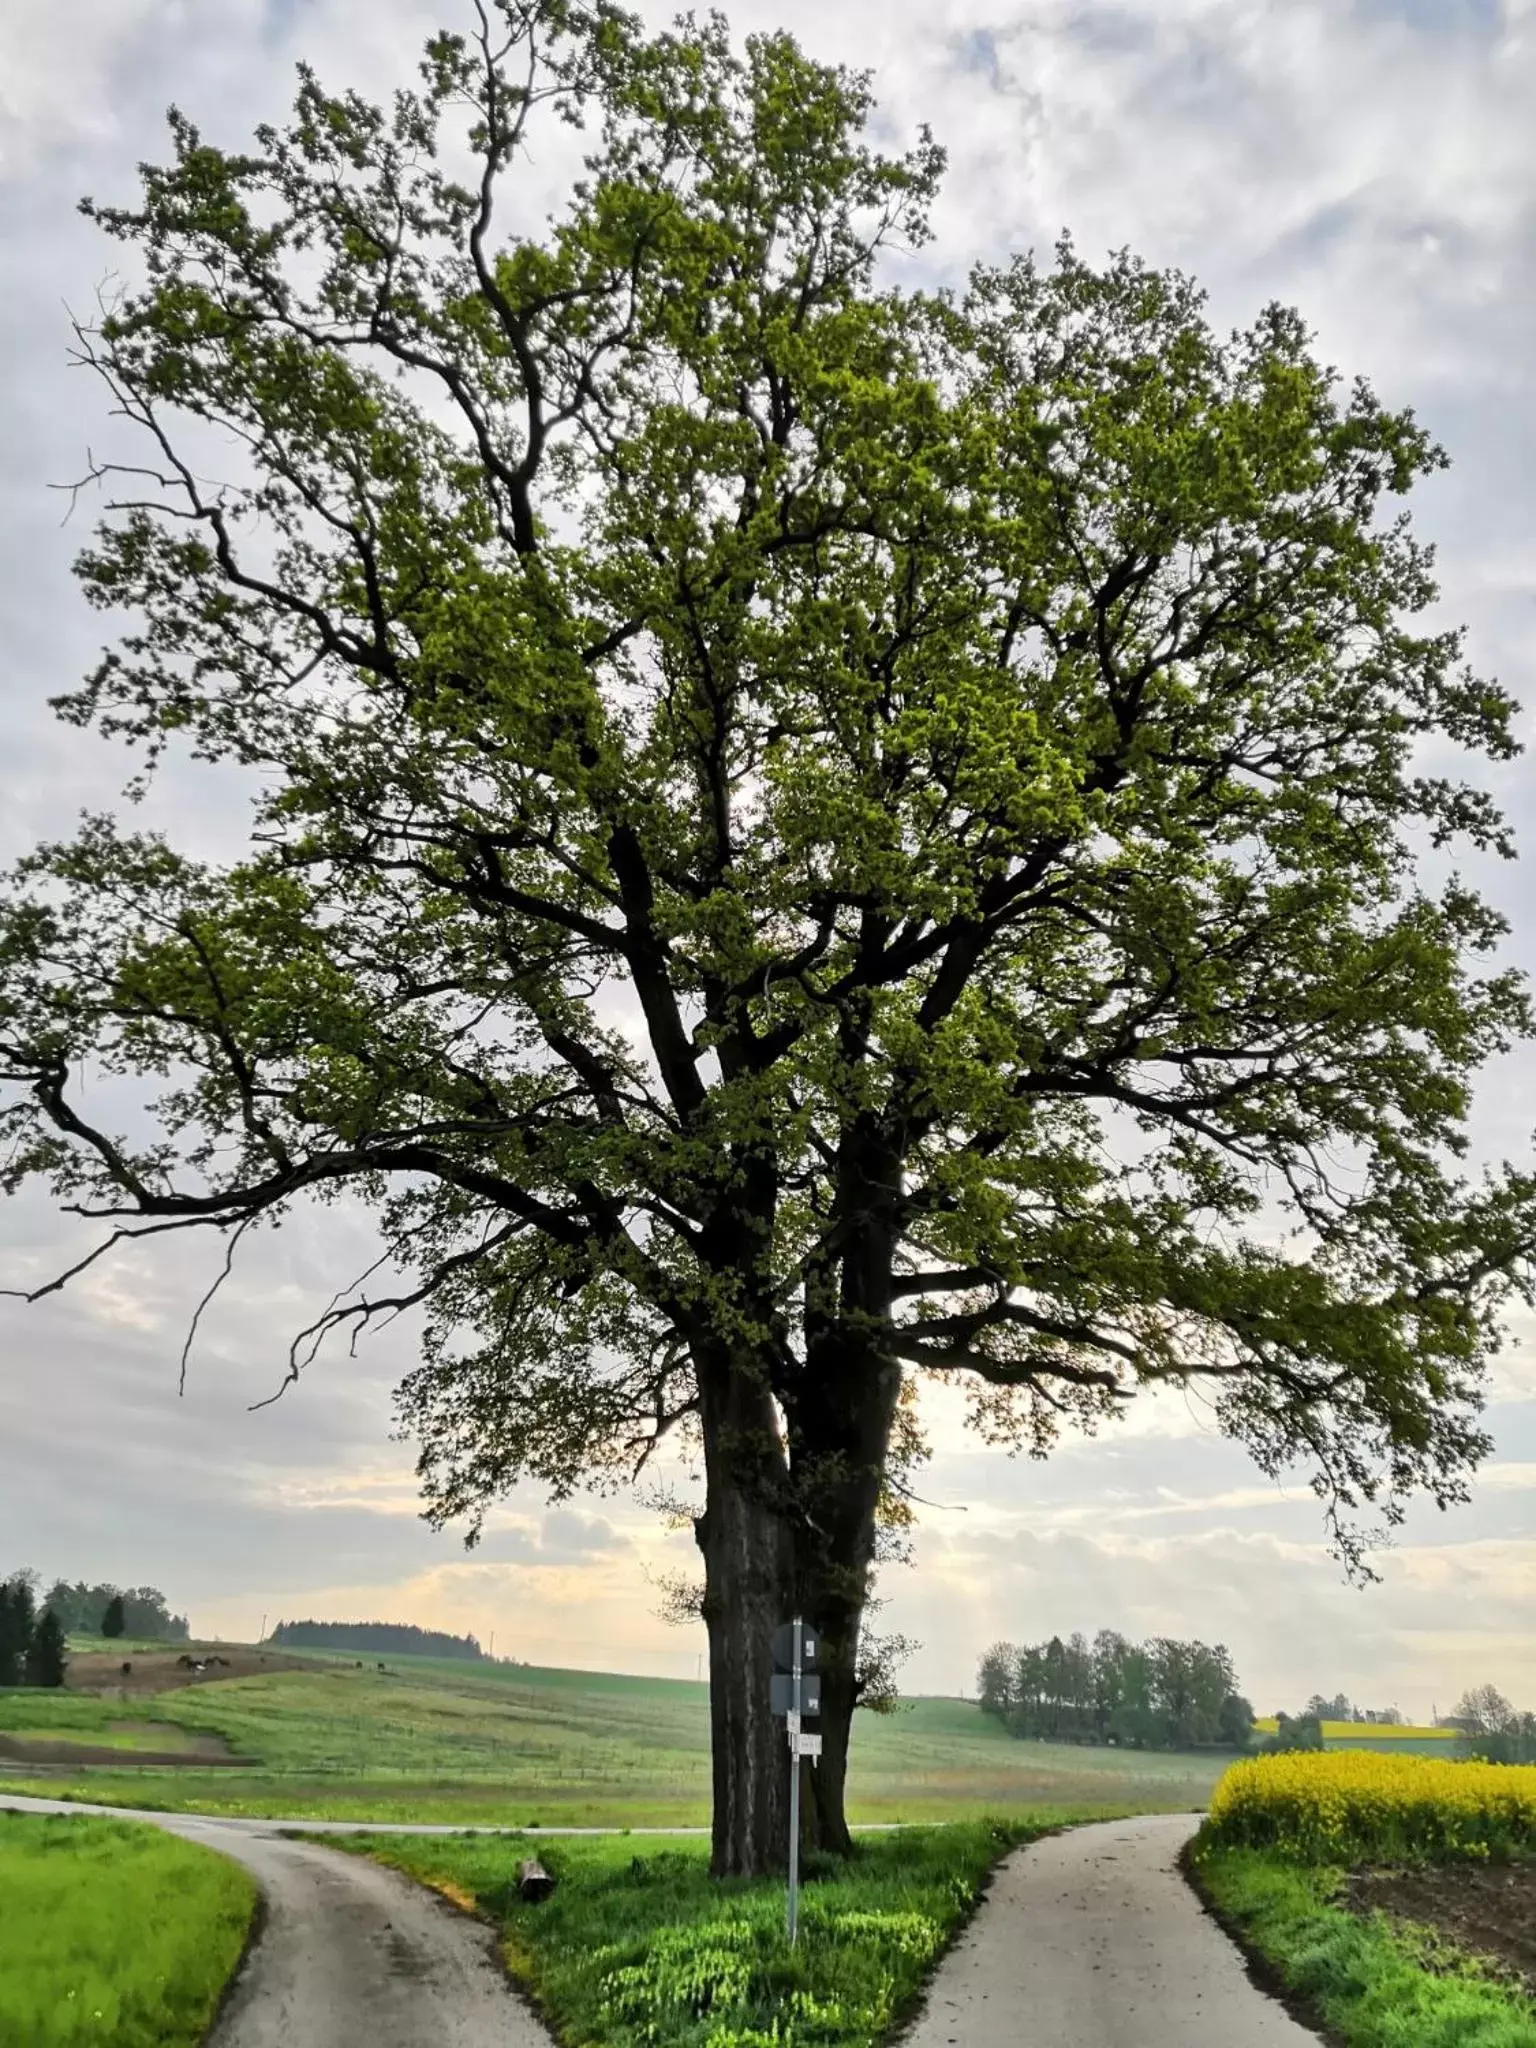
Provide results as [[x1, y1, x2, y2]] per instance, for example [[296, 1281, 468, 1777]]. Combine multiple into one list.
[[787, 1613, 802, 1947]]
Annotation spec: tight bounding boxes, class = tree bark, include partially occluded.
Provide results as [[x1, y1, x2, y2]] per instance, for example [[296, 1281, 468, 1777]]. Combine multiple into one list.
[[797, 1351, 902, 1856], [796, 1108, 906, 1857], [696, 1343, 795, 1878]]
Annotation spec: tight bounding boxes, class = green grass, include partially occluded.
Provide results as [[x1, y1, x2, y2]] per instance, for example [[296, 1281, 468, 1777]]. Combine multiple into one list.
[[0, 1659, 1226, 1825], [341, 1814, 1082, 2047], [1189, 1843, 1536, 2048], [0, 1692, 213, 1754], [0, 1809, 256, 2048]]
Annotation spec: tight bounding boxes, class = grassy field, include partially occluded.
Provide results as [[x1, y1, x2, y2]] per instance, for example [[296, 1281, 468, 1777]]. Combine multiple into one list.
[[340, 1815, 1088, 2048], [0, 1656, 1229, 1825], [0, 1809, 256, 2048]]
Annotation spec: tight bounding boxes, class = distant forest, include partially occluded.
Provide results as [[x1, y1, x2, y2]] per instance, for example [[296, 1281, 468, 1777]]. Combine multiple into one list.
[[268, 1619, 488, 1660]]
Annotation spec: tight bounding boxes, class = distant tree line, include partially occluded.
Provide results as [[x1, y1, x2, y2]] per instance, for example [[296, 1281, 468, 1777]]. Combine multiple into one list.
[[1450, 1685, 1536, 1765], [977, 1631, 1254, 1751], [268, 1620, 488, 1660], [1256, 1693, 1403, 1754], [1284, 1692, 1403, 1726], [40, 1580, 189, 1641], [1258, 1712, 1325, 1754], [0, 1577, 66, 1688]]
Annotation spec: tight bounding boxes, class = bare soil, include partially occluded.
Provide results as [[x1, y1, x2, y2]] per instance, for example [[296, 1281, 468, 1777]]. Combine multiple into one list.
[[0, 1732, 250, 1768], [1345, 1862, 1536, 1996], [65, 1647, 309, 1697]]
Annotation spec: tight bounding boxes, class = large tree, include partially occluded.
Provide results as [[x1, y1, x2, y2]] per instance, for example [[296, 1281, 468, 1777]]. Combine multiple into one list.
[[2, 0, 1534, 1875]]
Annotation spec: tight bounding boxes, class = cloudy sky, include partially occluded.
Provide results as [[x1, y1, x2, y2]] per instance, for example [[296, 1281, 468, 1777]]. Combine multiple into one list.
[[2, 0, 1535, 1724]]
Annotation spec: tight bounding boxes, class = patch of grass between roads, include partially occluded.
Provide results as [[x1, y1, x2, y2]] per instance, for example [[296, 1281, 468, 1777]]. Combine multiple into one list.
[[341, 1812, 1087, 2048], [1188, 1844, 1536, 2048], [0, 1809, 256, 2048]]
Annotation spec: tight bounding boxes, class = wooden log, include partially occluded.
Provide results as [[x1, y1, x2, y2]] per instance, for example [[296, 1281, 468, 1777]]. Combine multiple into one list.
[[518, 1858, 556, 1903]]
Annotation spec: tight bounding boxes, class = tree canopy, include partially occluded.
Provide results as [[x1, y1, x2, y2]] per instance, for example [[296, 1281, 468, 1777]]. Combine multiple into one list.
[[978, 1629, 1252, 1750], [1, 0, 1533, 1870]]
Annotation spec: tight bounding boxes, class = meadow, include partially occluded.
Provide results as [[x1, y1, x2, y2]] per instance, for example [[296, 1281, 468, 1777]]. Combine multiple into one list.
[[0, 1809, 255, 2048], [0, 1653, 1230, 1825], [1192, 1752, 1536, 2048]]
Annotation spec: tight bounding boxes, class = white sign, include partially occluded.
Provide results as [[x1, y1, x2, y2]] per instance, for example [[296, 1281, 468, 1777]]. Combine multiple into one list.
[[795, 1732, 823, 1759], [786, 1709, 801, 1737]]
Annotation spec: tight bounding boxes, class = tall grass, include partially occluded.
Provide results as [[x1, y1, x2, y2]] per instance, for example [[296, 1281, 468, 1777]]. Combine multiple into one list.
[[0, 1810, 255, 2048]]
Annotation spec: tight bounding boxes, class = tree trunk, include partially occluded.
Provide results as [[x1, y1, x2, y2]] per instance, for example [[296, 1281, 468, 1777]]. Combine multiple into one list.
[[805, 1630, 858, 1854], [696, 1344, 795, 1878], [796, 1347, 905, 1858]]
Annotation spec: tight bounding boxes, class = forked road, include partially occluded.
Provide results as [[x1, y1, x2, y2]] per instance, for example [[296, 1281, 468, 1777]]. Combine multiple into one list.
[[2, 1796, 1318, 2046]]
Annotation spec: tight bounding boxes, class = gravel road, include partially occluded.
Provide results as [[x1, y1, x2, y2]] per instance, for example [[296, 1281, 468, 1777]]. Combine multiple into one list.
[[1, 1795, 552, 2048], [902, 1811, 1319, 2048]]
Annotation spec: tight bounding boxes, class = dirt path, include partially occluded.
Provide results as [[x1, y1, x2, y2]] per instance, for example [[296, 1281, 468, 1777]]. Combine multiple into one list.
[[902, 1812, 1319, 2048], [1, 1795, 551, 2048]]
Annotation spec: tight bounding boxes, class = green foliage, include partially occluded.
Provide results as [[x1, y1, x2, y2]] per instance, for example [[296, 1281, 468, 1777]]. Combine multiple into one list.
[[0, 1811, 255, 2048], [1190, 1845, 1536, 2048], [1453, 1687, 1536, 1765], [0, 1579, 37, 1688], [978, 1627, 1249, 1749], [0, 0, 1529, 1585], [1261, 1711, 1326, 1754], [99, 1596, 126, 1641], [4, 0, 1535, 1864], [344, 1819, 1052, 2048], [43, 1580, 188, 1641], [24, 1611, 67, 1688]]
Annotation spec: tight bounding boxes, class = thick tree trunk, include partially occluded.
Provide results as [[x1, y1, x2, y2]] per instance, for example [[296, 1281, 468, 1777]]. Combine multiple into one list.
[[797, 1348, 905, 1858], [696, 1345, 795, 1878], [805, 1630, 859, 1854]]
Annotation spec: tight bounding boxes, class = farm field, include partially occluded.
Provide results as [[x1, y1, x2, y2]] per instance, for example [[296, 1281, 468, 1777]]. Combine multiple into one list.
[[0, 1651, 1230, 1826], [1252, 1716, 1460, 1757], [0, 1808, 255, 2048], [1191, 1752, 1536, 2047]]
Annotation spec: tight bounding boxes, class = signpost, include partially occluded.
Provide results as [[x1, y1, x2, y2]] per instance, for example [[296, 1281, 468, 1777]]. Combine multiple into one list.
[[770, 1616, 819, 1945]]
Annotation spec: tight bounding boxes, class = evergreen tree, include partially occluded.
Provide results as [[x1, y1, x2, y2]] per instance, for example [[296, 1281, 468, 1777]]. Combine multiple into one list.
[[100, 1593, 126, 1639], [0, 1579, 37, 1687], [24, 1609, 67, 1688]]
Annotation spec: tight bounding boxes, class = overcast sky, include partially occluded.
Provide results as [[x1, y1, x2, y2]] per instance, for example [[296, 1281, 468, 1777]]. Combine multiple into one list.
[[2, 0, 1535, 1724]]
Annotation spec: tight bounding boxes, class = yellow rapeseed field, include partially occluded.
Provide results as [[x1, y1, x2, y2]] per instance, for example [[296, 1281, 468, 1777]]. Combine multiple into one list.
[[1204, 1748, 1536, 1863], [1250, 1718, 1451, 1741]]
